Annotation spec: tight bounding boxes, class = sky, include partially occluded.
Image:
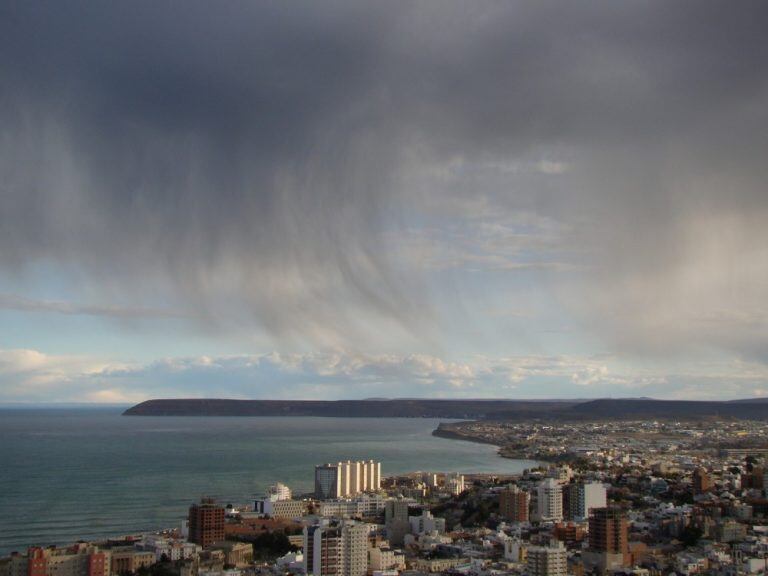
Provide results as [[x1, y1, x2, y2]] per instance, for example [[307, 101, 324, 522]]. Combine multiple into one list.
[[1, 1, 767, 403]]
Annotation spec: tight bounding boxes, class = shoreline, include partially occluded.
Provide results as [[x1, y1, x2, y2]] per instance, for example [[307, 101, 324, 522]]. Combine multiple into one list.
[[431, 425, 501, 447], [432, 422, 559, 465]]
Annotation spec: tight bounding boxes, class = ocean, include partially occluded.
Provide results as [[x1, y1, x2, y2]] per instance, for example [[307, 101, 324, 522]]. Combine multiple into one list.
[[0, 407, 536, 555]]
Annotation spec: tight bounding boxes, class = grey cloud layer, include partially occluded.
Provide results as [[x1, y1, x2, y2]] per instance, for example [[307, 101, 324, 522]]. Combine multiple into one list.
[[2, 1, 767, 358], [0, 293, 185, 319]]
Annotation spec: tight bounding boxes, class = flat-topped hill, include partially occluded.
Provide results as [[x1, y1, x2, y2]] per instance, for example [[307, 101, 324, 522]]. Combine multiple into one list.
[[123, 398, 580, 418], [123, 397, 768, 420]]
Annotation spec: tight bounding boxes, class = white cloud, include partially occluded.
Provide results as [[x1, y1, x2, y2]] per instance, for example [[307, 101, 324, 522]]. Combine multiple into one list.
[[0, 348, 125, 398], [83, 388, 146, 404], [2, 348, 766, 403]]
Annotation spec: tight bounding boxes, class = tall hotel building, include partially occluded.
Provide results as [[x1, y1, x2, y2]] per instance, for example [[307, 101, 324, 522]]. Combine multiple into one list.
[[563, 482, 607, 521], [315, 460, 381, 500], [188, 498, 225, 548], [588, 507, 629, 556], [537, 478, 564, 522], [584, 507, 630, 573], [499, 484, 530, 523], [444, 472, 466, 496], [303, 521, 369, 576]]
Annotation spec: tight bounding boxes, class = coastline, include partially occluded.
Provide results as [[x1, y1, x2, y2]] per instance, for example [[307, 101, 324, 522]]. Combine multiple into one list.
[[432, 421, 558, 465], [431, 424, 500, 447]]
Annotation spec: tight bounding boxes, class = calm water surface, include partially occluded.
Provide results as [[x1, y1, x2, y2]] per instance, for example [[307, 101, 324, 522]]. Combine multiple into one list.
[[0, 408, 536, 555]]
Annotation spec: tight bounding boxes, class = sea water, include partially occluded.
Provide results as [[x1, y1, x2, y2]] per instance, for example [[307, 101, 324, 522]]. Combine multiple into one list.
[[0, 407, 536, 554]]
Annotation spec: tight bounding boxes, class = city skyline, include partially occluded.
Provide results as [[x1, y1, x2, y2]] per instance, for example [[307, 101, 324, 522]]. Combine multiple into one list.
[[2, 1, 768, 402]]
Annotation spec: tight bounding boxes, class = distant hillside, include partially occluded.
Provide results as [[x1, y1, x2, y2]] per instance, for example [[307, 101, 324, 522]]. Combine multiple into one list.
[[123, 397, 767, 420], [570, 398, 768, 420], [123, 398, 579, 418]]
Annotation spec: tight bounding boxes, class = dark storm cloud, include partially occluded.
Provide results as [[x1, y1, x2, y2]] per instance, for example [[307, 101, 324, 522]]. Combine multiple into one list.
[[1, 1, 415, 345], [2, 1, 767, 353]]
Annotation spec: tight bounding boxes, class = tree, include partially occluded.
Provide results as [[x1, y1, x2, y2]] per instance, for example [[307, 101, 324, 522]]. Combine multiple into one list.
[[680, 526, 703, 548], [248, 530, 297, 561]]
